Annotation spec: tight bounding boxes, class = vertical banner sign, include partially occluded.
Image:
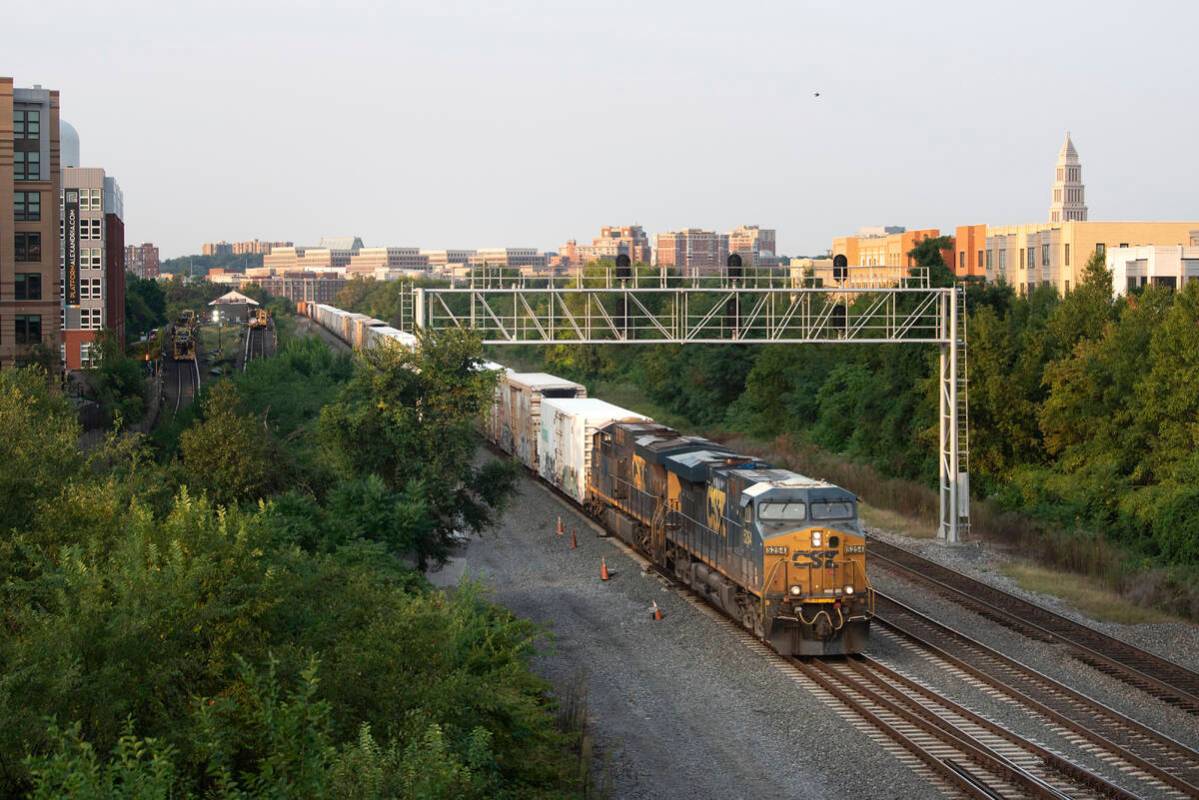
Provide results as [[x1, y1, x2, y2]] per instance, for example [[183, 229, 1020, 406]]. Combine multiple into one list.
[[65, 190, 80, 306]]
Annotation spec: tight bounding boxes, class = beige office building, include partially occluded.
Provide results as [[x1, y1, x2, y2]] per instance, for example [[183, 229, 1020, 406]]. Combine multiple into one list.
[[422, 249, 476, 272], [655, 229, 728, 275], [728, 225, 778, 267], [985, 221, 1199, 295], [574, 225, 652, 267], [1107, 245, 1199, 296], [1, 79, 61, 369], [469, 248, 547, 270], [346, 247, 428, 278]]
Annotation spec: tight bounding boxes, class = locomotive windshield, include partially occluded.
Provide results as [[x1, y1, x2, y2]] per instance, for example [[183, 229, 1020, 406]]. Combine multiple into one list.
[[811, 501, 854, 520], [758, 502, 806, 521]]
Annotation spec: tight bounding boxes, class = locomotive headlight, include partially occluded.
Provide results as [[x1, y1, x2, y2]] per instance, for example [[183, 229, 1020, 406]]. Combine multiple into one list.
[[844, 585, 854, 595], [789, 585, 802, 596], [811, 531, 823, 547]]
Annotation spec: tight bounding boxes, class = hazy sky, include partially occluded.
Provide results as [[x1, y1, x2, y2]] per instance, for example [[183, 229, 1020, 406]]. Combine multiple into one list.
[[9, 0, 1199, 258]]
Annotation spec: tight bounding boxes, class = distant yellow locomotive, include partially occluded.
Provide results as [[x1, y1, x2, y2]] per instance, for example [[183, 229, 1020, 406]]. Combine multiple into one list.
[[172, 328, 196, 361], [588, 422, 873, 656], [249, 308, 270, 329]]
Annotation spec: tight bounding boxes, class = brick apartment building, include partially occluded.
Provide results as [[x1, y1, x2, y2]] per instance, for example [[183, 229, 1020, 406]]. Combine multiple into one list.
[[62, 167, 125, 368], [125, 242, 160, 279], [1, 78, 61, 370]]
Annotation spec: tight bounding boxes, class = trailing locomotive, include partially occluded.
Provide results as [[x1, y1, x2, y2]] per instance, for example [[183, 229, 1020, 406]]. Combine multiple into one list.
[[300, 300, 874, 655]]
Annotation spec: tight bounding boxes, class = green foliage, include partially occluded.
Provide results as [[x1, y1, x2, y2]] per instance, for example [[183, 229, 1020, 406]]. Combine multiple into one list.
[[907, 235, 955, 286], [179, 382, 279, 506], [160, 253, 263, 275], [319, 330, 518, 567], [125, 273, 168, 341], [0, 366, 81, 533], [87, 331, 148, 426]]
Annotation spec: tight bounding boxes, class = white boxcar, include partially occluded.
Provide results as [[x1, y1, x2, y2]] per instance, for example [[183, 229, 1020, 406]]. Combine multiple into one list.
[[539, 398, 648, 504], [499, 373, 586, 469]]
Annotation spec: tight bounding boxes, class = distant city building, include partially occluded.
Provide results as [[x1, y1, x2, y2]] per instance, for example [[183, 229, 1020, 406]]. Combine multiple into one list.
[[1, 78, 61, 370], [125, 242, 160, 279], [571, 225, 652, 267], [953, 225, 987, 278], [421, 249, 476, 272], [831, 228, 945, 269], [204, 239, 294, 257], [262, 237, 362, 275], [654, 229, 728, 275], [257, 274, 347, 305], [347, 247, 428, 278], [728, 225, 778, 267], [468, 248, 547, 270], [62, 166, 125, 368], [1107, 244, 1199, 296], [986, 221, 1199, 295], [1049, 132, 1087, 223]]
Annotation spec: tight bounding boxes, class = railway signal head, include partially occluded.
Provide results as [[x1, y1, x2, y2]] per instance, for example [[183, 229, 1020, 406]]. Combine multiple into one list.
[[727, 252, 743, 280], [833, 254, 848, 283], [615, 253, 632, 280]]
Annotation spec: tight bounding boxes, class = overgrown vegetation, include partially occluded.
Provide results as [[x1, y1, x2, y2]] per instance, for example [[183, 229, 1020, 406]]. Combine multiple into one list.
[[0, 319, 579, 797]]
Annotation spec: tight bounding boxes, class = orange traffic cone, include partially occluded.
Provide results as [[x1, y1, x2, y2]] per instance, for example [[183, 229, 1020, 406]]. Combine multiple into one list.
[[556, 515, 564, 536], [600, 557, 610, 582], [651, 601, 664, 621], [570, 529, 578, 549]]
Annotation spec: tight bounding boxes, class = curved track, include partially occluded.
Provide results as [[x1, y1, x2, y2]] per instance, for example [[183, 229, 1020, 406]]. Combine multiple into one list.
[[876, 592, 1199, 798], [868, 538, 1199, 715]]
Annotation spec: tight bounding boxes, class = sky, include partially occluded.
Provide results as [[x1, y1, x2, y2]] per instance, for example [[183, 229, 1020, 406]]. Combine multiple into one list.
[[8, 0, 1199, 258]]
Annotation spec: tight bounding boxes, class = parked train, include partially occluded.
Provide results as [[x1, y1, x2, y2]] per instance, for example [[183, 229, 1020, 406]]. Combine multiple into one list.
[[299, 300, 874, 655], [299, 301, 420, 352], [172, 327, 196, 361], [248, 308, 271, 330]]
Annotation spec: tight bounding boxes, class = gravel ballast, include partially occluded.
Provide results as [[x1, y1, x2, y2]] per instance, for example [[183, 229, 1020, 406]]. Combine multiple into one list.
[[436, 469, 943, 800]]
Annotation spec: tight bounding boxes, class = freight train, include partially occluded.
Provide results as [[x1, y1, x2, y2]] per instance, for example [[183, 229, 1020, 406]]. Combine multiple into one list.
[[298, 301, 874, 655]]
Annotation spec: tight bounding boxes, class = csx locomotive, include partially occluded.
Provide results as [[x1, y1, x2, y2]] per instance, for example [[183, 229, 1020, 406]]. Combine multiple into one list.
[[300, 299, 874, 656], [587, 422, 873, 656]]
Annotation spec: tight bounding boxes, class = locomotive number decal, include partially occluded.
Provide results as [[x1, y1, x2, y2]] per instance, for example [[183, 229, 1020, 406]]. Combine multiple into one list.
[[764, 545, 788, 555], [846, 544, 865, 554], [706, 487, 727, 538], [792, 550, 839, 568]]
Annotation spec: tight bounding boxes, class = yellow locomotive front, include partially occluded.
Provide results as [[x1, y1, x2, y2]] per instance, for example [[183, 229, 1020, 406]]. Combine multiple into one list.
[[747, 488, 874, 656]]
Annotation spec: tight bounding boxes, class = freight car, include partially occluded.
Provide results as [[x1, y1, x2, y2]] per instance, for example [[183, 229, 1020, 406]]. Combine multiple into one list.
[[303, 301, 873, 655], [587, 421, 873, 655]]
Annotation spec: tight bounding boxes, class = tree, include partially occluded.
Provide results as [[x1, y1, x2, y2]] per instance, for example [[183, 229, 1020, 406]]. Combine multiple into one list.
[[0, 367, 81, 533], [88, 331, 148, 426], [319, 330, 517, 568], [125, 274, 167, 340], [179, 382, 278, 506], [907, 235, 955, 287]]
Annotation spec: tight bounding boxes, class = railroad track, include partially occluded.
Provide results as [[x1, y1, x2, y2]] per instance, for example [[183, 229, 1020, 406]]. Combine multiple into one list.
[[528, 471, 1179, 799], [868, 538, 1199, 716], [793, 654, 1138, 799], [173, 356, 200, 415], [243, 327, 268, 370], [875, 592, 1199, 798]]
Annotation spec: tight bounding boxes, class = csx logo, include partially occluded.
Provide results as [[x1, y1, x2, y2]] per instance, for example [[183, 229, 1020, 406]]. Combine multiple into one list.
[[792, 550, 838, 568]]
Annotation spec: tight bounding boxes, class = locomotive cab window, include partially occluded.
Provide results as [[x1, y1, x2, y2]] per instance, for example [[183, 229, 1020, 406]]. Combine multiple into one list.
[[757, 502, 806, 521], [811, 501, 854, 520]]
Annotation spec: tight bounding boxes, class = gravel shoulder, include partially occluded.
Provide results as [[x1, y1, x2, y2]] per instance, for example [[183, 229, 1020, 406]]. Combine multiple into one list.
[[435, 463, 943, 800]]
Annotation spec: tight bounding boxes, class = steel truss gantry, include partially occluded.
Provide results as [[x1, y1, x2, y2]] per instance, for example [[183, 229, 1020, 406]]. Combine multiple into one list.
[[410, 273, 970, 542]]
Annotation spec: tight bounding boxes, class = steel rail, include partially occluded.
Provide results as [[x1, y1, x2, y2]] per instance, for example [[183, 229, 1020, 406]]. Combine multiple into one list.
[[868, 538, 1199, 714], [876, 592, 1199, 797]]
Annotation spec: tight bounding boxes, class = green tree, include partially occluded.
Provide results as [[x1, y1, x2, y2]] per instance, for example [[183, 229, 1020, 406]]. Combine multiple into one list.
[[179, 382, 278, 506], [907, 235, 955, 286], [0, 367, 81, 533], [125, 274, 167, 341], [88, 331, 148, 426], [319, 331, 517, 567]]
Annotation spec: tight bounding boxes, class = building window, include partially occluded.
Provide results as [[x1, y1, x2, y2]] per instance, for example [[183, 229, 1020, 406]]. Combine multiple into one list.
[[986, 250, 993, 270], [13, 110, 40, 139], [1065, 280, 1070, 293], [14, 273, 42, 300], [91, 219, 102, 239], [1020, 248, 1026, 269], [999, 250, 1007, 271], [1119, 243, 1128, 248], [977, 250, 983, 268], [1096, 243, 1106, 257], [15, 232, 42, 262], [91, 278, 102, 297], [1042, 243, 1049, 266], [14, 151, 40, 181], [80, 342, 95, 368], [14, 191, 41, 221], [1064, 243, 1070, 266], [14, 315, 42, 345], [958, 251, 965, 270]]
